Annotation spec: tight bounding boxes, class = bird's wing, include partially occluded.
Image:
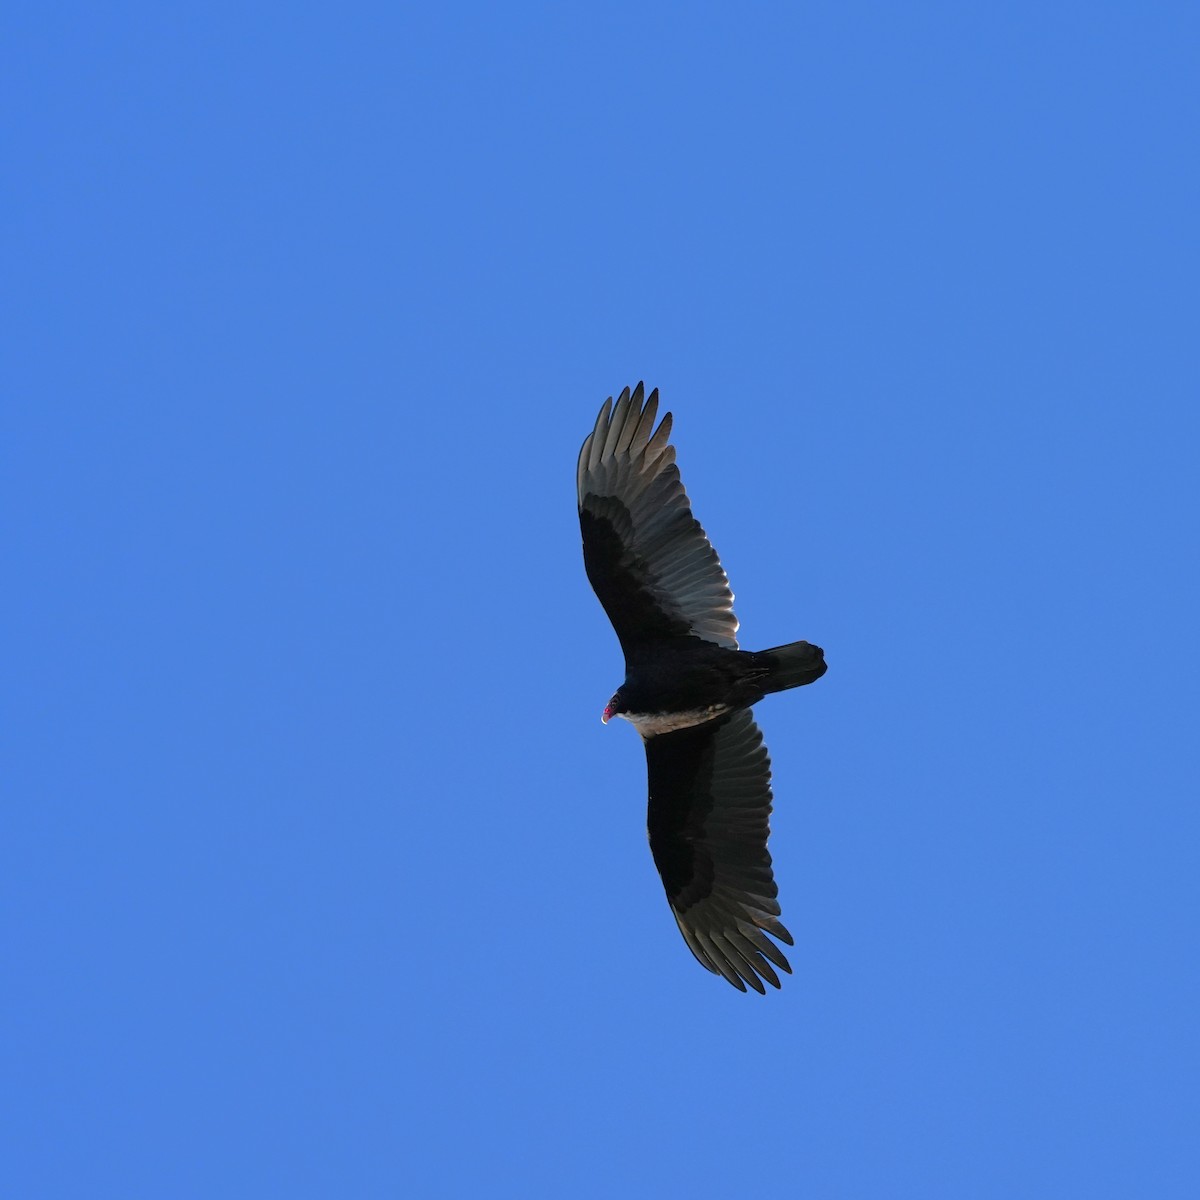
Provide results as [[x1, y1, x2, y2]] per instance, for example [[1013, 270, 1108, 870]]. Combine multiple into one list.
[[577, 383, 738, 653], [645, 708, 792, 993]]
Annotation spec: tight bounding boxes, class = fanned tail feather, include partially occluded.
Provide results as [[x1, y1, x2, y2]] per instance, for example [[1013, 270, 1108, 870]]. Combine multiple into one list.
[[761, 640, 827, 693]]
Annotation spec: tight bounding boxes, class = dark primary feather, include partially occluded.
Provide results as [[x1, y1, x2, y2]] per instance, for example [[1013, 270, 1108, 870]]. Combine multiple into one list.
[[646, 709, 792, 993], [577, 384, 738, 655]]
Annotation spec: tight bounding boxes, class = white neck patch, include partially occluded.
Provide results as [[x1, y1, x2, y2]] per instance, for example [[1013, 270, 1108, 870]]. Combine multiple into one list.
[[623, 705, 732, 738]]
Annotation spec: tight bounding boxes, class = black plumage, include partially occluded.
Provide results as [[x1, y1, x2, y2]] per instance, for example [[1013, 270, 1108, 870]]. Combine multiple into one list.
[[577, 383, 827, 993]]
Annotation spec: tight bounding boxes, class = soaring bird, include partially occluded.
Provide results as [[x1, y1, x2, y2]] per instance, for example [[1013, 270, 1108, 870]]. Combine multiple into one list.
[[578, 384, 827, 992]]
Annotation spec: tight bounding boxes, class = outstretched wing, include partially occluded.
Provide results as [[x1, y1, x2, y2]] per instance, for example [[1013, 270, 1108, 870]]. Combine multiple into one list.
[[577, 383, 738, 653], [646, 708, 793, 993]]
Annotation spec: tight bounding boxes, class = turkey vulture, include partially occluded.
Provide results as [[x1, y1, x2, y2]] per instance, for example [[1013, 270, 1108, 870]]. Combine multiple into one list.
[[578, 384, 827, 993]]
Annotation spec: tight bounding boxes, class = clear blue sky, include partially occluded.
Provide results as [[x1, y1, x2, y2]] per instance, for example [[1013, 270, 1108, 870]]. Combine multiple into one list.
[[5, 4, 1198, 1197]]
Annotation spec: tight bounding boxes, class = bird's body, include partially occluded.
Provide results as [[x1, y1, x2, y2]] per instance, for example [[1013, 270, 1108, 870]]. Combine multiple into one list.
[[578, 384, 827, 993], [608, 639, 818, 736]]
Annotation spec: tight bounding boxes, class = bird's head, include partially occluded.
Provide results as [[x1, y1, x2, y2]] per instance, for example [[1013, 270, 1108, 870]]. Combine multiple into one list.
[[602, 691, 625, 724]]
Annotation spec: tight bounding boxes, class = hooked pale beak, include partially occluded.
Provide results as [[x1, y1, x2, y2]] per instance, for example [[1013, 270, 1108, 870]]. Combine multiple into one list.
[[601, 705, 612, 724]]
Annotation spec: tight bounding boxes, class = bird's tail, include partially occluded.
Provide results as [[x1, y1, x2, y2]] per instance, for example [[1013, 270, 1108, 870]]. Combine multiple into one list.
[[759, 640, 827, 693]]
